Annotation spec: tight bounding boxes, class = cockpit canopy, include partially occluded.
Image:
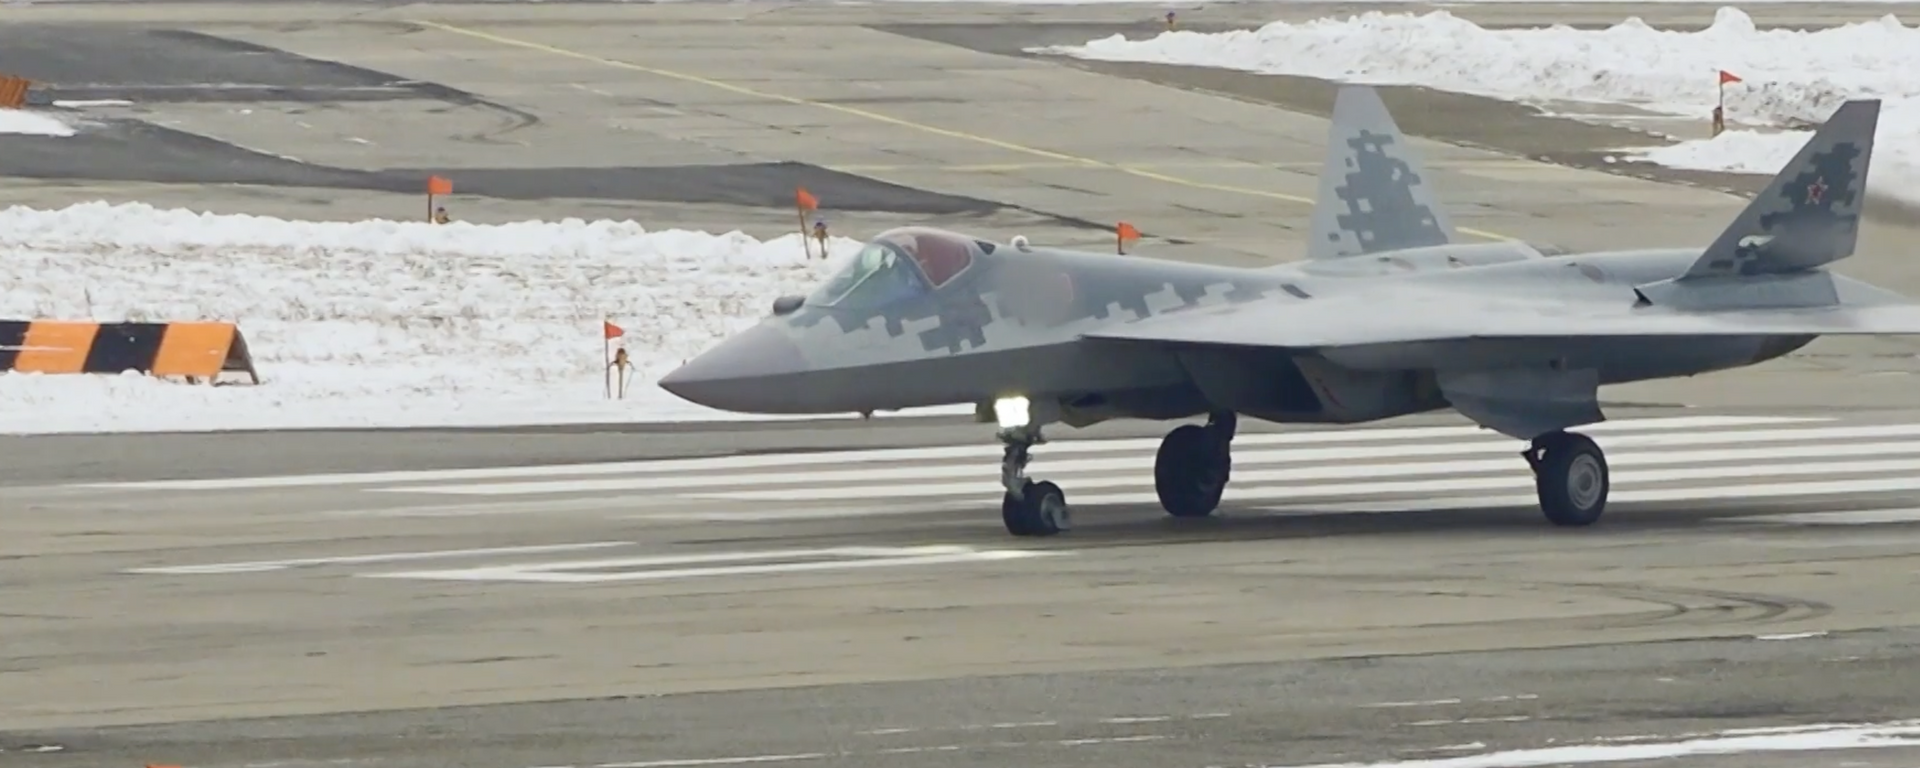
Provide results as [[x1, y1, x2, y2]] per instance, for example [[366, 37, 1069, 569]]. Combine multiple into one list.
[[806, 227, 992, 309]]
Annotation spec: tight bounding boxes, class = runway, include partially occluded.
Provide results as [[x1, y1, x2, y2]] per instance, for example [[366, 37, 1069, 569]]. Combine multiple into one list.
[[12, 409, 1920, 767], [7, 1, 1920, 767]]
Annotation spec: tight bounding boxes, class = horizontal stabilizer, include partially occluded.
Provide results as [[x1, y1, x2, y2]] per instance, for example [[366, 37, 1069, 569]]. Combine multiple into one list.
[[1635, 270, 1839, 311]]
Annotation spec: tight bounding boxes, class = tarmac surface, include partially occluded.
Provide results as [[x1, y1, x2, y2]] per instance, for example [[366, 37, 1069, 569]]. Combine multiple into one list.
[[7, 2, 1920, 768], [15, 407, 1920, 768]]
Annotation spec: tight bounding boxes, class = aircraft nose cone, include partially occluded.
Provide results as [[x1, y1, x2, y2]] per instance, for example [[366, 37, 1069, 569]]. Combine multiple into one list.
[[658, 324, 807, 411]]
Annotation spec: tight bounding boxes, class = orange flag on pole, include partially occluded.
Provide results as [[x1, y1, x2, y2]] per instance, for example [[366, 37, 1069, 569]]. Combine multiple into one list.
[[1715, 70, 1742, 121], [426, 175, 453, 222], [795, 187, 821, 259], [1116, 221, 1141, 254], [602, 320, 624, 399]]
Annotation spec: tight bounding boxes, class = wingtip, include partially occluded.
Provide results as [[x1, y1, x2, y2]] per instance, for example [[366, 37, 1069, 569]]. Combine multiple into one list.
[[1832, 98, 1882, 122], [1333, 82, 1379, 99], [1331, 82, 1387, 117]]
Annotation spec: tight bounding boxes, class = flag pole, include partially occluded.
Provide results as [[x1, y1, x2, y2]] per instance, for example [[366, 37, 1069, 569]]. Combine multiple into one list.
[[797, 203, 811, 260]]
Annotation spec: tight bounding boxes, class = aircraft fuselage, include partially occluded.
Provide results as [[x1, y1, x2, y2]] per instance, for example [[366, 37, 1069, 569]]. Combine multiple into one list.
[[657, 235, 1819, 427]]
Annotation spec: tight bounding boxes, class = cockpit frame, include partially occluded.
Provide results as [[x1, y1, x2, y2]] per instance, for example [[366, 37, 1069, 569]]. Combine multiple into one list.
[[805, 227, 984, 310]]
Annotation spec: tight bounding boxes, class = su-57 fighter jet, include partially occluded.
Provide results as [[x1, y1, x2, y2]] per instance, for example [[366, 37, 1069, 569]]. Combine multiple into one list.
[[661, 85, 1920, 538]]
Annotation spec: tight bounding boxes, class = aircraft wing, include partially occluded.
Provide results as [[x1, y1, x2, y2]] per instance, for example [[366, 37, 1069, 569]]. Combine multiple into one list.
[[1080, 289, 1920, 350]]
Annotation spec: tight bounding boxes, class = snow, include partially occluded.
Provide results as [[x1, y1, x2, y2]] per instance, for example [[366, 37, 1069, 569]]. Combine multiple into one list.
[[1628, 128, 1814, 175], [51, 99, 133, 108], [0, 109, 75, 137], [0, 202, 955, 434], [1039, 7, 1920, 203], [1269, 718, 1920, 768]]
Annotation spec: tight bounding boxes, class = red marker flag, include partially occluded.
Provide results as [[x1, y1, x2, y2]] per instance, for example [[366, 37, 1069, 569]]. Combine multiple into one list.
[[1719, 70, 1742, 85], [603, 320, 625, 340]]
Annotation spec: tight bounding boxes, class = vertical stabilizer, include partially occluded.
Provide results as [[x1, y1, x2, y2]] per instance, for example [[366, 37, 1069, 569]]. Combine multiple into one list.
[[1307, 85, 1458, 260], [1680, 99, 1879, 280]]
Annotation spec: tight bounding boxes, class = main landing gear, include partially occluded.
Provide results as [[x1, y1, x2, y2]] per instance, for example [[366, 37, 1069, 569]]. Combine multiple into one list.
[[1156, 411, 1235, 519], [1523, 430, 1610, 526], [996, 411, 1608, 536], [997, 411, 1239, 537]]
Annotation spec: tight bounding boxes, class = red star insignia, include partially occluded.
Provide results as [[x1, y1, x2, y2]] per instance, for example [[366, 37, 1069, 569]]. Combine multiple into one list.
[[1806, 177, 1828, 204]]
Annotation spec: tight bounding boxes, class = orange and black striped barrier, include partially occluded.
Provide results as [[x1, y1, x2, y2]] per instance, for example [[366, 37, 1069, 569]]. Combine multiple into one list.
[[0, 75, 31, 109], [0, 320, 261, 385]]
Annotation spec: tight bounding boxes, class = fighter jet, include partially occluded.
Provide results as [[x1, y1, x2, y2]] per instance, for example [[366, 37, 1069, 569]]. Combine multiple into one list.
[[661, 85, 1920, 538]]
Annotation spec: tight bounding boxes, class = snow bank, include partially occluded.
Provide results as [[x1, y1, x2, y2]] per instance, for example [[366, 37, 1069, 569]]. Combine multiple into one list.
[[0, 109, 76, 137], [0, 202, 904, 434], [1041, 7, 1920, 202]]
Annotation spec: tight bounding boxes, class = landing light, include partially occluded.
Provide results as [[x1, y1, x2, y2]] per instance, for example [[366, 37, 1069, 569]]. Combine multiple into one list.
[[994, 396, 1031, 429]]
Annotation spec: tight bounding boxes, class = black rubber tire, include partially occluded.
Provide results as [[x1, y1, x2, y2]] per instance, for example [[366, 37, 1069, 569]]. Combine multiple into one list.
[[1534, 431, 1609, 527], [1002, 480, 1069, 536], [1155, 424, 1231, 518], [1001, 492, 1035, 536]]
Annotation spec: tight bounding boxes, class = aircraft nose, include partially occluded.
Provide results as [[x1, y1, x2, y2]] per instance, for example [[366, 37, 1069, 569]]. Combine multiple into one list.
[[657, 324, 808, 411]]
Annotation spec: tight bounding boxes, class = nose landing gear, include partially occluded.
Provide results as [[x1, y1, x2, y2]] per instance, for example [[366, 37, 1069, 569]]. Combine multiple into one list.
[[999, 424, 1069, 536]]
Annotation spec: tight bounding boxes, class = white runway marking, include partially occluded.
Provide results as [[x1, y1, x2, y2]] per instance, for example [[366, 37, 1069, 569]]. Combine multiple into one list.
[[64, 414, 1920, 532], [1265, 718, 1920, 768], [1755, 631, 1829, 641], [1361, 695, 1536, 709], [856, 712, 1225, 737], [1406, 716, 1533, 727], [1731, 508, 1920, 526], [594, 755, 826, 768], [689, 451, 1920, 504], [537, 727, 1178, 768], [67, 415, 1819, 492], [378, 433, 1920, 498], [122, 542, 634, 575], [358, 544, 1065, 584]]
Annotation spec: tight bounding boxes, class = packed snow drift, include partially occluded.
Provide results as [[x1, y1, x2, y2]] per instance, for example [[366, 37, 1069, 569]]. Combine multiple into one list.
[[1042, 7, 1920, 203], [0, 202, 932, 434], [0, 110, 76, 137]]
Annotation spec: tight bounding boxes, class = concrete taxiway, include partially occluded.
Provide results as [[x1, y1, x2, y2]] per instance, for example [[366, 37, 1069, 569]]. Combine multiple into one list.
[[7, 2, 1920, 768]]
